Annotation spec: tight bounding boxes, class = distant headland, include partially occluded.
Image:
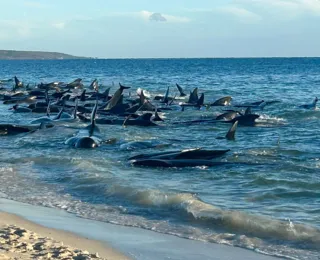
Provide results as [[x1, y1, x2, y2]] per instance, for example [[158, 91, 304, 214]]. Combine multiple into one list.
[[0, 50, 92, 60]]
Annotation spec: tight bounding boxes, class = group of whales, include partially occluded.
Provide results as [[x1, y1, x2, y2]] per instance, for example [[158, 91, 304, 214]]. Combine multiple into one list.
[[0, 76, 318, 168]]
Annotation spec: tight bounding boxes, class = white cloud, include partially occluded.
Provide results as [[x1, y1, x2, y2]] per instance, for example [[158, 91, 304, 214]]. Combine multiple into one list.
[[52, 22, 65, 29], [234, 0, 320, 16], [217, 6, 262, 22], [185, 6, 261, 23], [163, 14, 190, 23], [138, 10, 190, 23]]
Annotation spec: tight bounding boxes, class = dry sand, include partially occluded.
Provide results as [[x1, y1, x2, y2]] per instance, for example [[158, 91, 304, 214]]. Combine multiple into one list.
[[0, 212, 129, 260]]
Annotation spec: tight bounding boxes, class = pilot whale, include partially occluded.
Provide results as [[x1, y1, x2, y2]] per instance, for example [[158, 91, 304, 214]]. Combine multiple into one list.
[[65, 100, 102, 148]]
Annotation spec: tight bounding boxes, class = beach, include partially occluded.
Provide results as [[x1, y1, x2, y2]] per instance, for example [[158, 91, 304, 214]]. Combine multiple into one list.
[[0, 198, 280, 260], [0, 211, 128, 260]]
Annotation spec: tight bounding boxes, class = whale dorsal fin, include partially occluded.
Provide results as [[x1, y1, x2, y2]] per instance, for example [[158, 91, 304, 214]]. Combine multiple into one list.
[[163, 87, 170, 104], [154, 109, 163, 121], [188, 87, 198, 104], [89, 99, 98, 136], [80, 89, 86, 102], [90, 79, 98, 91], [197, 93, 204, 107], [245, 107, 252, 115], [176, 83, 186, 97], [103, 87, 111, 97], [314, 97, 318, 105], [226, 120, 238, 140]]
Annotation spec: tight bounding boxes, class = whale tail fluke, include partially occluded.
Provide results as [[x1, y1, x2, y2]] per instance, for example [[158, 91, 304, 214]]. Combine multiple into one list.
[[119, 83, 131, 90]]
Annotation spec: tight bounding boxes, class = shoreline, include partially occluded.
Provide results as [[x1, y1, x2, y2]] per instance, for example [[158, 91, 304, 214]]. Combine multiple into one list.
[[0, 198, 279, 260], [0, 211, 128, 260]]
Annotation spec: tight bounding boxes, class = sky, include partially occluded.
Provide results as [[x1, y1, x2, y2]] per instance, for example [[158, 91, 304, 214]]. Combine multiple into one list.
[[0, 0, 319, 58]]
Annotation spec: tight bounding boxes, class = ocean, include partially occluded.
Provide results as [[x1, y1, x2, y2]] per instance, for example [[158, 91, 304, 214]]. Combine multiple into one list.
[[0, 58, 319, 259]]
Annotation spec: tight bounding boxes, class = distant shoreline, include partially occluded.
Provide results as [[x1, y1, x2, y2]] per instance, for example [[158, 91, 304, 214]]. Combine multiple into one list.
[[0, 50, 93, 60], [0, 51, 319, 60]]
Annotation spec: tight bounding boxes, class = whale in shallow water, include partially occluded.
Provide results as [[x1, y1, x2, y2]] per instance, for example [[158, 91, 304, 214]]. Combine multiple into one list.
[[104, 83, 130, 110], [210, 96, 232, 107], [14, 76, 23, 89], [216, 110, 241, 121], [65, 100, 103, 148], [220, 107, 259, 126], [299, 97, 318, 110], [30, 100, 78, 124], [123, 113, 158, 127], [129, 148, 230, 161], [131, 159, 231, 168], [89, 79, 99, 91], [153, 109, 163, 121], [9, 104, 32, 113], [128, 147, 231, 168], [226, 114, 259, 126], [0, 122, 53, 135]]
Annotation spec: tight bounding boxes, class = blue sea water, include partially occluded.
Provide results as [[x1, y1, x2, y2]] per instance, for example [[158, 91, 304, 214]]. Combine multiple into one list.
[[0, 58, 320, 259]]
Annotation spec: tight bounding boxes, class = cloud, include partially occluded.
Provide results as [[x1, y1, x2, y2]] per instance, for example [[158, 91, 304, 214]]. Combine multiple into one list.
[[186, 6, 261, 23], [234, 0, 320, 16], [139, 11, 190, 23], [52, 22, 65, 29], [149, 13, 167, 22], [85, 11, 190, 24], [217, 6, 261, 22]]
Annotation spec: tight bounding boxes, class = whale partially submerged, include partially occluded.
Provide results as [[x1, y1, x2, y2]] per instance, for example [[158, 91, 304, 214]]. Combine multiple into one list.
[[129, 148, 231, 168], [0, 122, 53, 136], [299, 97, 318, 110], [65, 100, 102, 148]]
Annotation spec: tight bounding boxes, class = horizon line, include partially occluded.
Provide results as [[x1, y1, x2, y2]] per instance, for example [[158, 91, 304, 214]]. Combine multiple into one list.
[[1, 56, 320, 61], [89, 56, 320, 59]]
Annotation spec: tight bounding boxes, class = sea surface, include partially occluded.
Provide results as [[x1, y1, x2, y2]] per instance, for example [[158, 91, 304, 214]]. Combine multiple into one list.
[[0, 58, 319, 259]]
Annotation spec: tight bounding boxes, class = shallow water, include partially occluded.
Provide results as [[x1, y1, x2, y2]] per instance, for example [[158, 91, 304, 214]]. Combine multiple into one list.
[[0, 58, 320, 259]]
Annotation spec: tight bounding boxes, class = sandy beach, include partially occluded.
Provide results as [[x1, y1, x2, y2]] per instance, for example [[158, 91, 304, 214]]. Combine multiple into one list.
[[0, 211, 128, 260], [0, 198, 280, 260]]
